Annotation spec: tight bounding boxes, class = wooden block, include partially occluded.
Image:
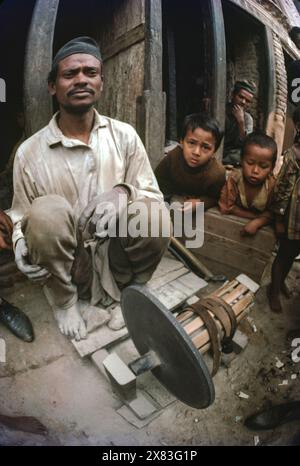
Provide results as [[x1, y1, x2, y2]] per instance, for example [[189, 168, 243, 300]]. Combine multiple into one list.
[[195, 233, 267, 280], [154, 272, 207, 311], [232, 294, 254, 313], [231, 329, 249, 354], [176, 309, 194, 324], [103, 353, 137, 401], [204, 231, 271, 262], [222, 284, 248, 304], [138, 372, 176, 408], [91, 349, 110, 380], [236, 274, 260, 293], [125, 390, 158, 420], [72, 326, 128, 358], [213, 280, 238, 297], [204, 207, 276, 253], [150, 255, 186, 280], [117, 404, 161, 429], [187, 206, 277, 283], [148, 266, 188, 290]]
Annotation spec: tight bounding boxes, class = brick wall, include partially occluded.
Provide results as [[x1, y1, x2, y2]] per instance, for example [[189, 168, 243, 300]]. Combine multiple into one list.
[[224, 6, 267, 130]]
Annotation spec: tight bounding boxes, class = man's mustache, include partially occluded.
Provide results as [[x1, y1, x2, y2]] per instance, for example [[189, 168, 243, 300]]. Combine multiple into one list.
[[67, 88, 95, 97]]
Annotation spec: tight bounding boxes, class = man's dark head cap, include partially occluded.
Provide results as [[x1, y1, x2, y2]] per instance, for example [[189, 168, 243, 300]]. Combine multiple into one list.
[[233, 80, 256, 95], [52, 36, 102, 68]]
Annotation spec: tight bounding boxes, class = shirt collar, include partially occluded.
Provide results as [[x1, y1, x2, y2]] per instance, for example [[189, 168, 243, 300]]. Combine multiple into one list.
[[46, 109, 108, 147]]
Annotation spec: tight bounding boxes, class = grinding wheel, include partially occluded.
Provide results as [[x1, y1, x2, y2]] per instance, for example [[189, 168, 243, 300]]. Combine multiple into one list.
[[121, 285, 215, 409]]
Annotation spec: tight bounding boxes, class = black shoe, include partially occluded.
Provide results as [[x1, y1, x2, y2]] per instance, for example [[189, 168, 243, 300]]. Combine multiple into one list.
[[244, 401, 300, 430], [0, 298, 34, 342]]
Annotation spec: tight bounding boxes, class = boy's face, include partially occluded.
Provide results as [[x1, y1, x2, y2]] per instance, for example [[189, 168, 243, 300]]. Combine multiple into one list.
[[181, 128, 216, 168], [241, 144, 274, 186]]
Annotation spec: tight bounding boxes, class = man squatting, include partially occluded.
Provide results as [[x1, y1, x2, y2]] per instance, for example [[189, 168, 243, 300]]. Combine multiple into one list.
[[10, 37, 171, 341]]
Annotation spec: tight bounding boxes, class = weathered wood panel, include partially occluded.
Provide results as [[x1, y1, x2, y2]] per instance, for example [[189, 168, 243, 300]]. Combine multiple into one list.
[[190, 207, 276, 282], [203, 208, 276, 254], [138, 0, 165, 168], [196, 232, 269, 275], [209, 0, 226, 161], [100, 0, 145, 46], [102, 23, 145, 62], [98, 42, 145, 128], [24, 0, 59, 136]]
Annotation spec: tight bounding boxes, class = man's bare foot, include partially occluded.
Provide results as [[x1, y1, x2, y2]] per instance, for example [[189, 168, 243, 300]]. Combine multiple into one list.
[[108, 305, 125, 331], [53, 301, 87, 341], [267, 284, 282, 313]]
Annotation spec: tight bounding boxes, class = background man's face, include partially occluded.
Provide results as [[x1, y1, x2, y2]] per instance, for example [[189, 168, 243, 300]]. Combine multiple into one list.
[[48, 53, 103, 113], [232, 88, 254, 111]]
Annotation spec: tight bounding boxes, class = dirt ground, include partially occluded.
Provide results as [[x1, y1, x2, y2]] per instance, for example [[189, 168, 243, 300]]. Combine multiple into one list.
[[0, 256, 300, 446]]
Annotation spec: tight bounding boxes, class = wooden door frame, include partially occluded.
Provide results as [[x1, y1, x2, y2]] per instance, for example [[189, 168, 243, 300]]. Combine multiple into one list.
[[24, 0, 59, 137]]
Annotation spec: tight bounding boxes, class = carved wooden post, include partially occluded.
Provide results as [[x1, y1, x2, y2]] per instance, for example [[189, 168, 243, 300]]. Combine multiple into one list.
[[137, 0, 166, 169], [24, 0, 59, 137]]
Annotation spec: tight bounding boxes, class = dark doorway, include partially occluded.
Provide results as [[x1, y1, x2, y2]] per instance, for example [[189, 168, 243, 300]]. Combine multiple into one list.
[[0, 0, 36, 171], [162, 0, 215, 143]]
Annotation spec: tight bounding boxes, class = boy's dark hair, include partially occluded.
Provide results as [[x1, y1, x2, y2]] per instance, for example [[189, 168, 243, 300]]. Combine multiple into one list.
[[290, 26, 300, 43], [181, 113, 223, 151], [241, 132, 277, 167]]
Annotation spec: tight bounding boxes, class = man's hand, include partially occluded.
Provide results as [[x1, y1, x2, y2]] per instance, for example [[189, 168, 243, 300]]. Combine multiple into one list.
[[0, 210, 13, 250], [79, 187, 129, 238], [15, 238, 51, 282], [232, 104, 245, 124]]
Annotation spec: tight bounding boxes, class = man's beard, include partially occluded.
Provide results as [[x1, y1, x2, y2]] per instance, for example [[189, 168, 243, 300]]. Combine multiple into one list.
[[61, 102, 95, 114]]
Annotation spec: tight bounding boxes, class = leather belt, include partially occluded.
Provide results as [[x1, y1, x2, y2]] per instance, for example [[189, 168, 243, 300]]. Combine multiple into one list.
[[185, 295, 237, 377]]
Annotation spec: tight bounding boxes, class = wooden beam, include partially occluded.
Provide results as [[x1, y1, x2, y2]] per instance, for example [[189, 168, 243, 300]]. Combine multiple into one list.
[[209, 0, 226, 161], [138, 0, 165, 169], [24, 0, 59, 136]]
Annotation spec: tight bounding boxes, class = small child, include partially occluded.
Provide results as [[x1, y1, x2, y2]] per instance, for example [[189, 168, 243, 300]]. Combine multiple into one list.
[[155, 113, 226, 211], [219, 132, 277, 236], [268, 106, 300, 313]]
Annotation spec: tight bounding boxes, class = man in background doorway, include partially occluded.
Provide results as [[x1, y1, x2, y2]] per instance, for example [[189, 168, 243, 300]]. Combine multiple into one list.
[[223, 80, 256, 167]]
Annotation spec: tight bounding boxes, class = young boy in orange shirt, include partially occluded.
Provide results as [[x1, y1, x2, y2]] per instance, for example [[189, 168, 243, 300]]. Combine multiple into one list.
[[219, 132, 277, 236]]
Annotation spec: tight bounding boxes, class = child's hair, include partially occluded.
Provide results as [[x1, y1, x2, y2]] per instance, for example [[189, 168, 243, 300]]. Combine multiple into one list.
[[180, 113, 223, 151], [241, 132, 277, 168]]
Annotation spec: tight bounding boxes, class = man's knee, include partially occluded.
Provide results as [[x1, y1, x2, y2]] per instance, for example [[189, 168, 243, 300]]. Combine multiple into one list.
[[22, 195, 76, 247], [127, 198, 171, 252], [129, 198, 171, 236]]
